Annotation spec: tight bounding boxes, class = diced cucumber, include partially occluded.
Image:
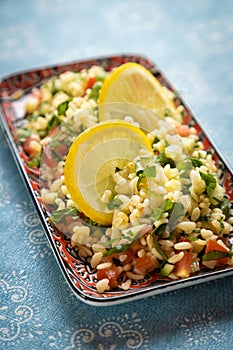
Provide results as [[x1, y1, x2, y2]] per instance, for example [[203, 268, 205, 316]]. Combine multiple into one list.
[[160, 263, 175, 277]]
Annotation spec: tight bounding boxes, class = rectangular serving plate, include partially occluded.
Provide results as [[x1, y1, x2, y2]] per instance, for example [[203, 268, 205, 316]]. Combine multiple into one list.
[[1, 54, 233, 306]]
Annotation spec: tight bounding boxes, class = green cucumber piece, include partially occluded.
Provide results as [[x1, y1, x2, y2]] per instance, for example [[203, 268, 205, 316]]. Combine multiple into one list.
[[160, 263, 175, 277]]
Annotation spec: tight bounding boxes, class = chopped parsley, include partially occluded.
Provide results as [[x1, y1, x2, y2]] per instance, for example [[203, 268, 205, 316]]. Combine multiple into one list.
[[106, 196, 123, 210], [202, 250, 229, 261], [200, 171, 217, 197], [155, 151, 176, 168], [167, 202, 186, 232], [103, 243, 132, 257], [46, 115, 62, 131], [17, 127, 31, 142], [28, 154, 41, 168], [89, 82, 102, 101], [50, 207, 79, 224], [189, 157, 203, 168], [152, 233, 168, 261], [214, 196, 232, 219], [136, 161, 156, 188], [153, 199, 185, 232], [177, 160, 192, 178], [153, 198, 174, 221], [57, 100, 71, 115]]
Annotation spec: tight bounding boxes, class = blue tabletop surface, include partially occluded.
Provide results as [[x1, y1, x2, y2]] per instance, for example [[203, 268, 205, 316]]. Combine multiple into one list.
[[0, 1, 233, 349]]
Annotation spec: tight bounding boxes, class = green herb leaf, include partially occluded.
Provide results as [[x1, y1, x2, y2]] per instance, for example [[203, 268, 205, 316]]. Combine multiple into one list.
[[167, 202, 185, 232], [153, 136, 160, 144], [57, 100, 70, 115], [17, 128, 31, 142], [96, 72, 108, 82], [154, 198, 174, 221], [144, 165, 156, 178], [89, 82, 102, 101], [164, 108, 172, 117], [156, 151, 176, 168], [200, 171, 217, 197], [50, 78, 59, 95], [103, 243, 132, 257], [28, 154, 41, 168], [189, 157, 203, 168], [185, 236, 200, 241], [202, 250, 229, 261], [218, 219, 225, 231], [153, 208, 163, 221], [106, 196, 123, 210], [47, 115, 62, 131], [177, 160, 192, 178], [122, 229, 139, 243], [102, 238, 122, 248], [136, 163, 156, 189], [26, 114, 39, 121], [152, 233, 168, 261], [214, 196, 232, 219], [137, 173, 146, 189], [152, 223, 167, 237], [50, 207, 79, 224]]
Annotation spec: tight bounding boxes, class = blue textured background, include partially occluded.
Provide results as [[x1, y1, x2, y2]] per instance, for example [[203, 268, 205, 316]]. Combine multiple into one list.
[[0, 1, 233, 349]]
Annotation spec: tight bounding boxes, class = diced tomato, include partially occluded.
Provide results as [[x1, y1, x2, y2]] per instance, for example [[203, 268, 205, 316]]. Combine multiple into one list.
[[205, 239, 229, 266], [175, 251, 193, 278], [23, 136, 40, 158], [175, 124, 190, 137], [134, 255, 158, 274], [96, 264, 120, 289], [205, 239, 228, 254], [23, 138, 32, 155], [178, 236, 191, 243], [129, 240, 145, 255], [86, 76, 97, 90]]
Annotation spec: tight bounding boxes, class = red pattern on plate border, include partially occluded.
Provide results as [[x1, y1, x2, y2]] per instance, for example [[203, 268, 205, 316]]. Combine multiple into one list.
[[1, 54, 233, 304]]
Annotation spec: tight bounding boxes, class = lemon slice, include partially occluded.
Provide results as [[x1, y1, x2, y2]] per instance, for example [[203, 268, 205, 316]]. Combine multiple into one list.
[[64, 120, 153, 226], [98, 62, 181, 129]]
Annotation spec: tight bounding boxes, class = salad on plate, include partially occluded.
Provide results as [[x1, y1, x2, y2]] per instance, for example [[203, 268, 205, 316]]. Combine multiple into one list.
[[15, 62, 233, 294]]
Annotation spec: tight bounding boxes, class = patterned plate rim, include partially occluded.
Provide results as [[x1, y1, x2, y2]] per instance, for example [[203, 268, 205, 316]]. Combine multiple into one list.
[[0, 54, 233, 306]]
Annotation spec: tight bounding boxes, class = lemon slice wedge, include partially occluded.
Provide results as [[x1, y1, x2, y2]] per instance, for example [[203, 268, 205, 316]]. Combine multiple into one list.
[[64, 120, 153, 226], [98, 62, 182, 129]]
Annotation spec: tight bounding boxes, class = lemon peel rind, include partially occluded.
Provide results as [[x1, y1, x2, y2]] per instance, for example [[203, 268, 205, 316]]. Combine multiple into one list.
[[98, 62, 181, 123], [64, 120, 153, 226]]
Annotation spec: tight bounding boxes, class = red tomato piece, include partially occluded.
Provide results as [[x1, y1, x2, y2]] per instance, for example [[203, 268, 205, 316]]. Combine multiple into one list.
[[175, 124, 190, 137], [23, 136, 40, 158], [134, 255, 158, 274], [129, 240, 145, 255], [86, 76, 97, 90], [175, 251, 193, 278], [96, 264, 120, 290]]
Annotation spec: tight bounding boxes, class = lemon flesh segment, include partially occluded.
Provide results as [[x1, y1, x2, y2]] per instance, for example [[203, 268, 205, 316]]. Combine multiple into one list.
[[64, 120, 153, 226], [98, 62, 181, 128]]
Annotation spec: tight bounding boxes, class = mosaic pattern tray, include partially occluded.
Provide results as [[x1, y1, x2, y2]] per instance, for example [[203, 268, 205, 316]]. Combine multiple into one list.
[[0, 54, 233, 305]]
